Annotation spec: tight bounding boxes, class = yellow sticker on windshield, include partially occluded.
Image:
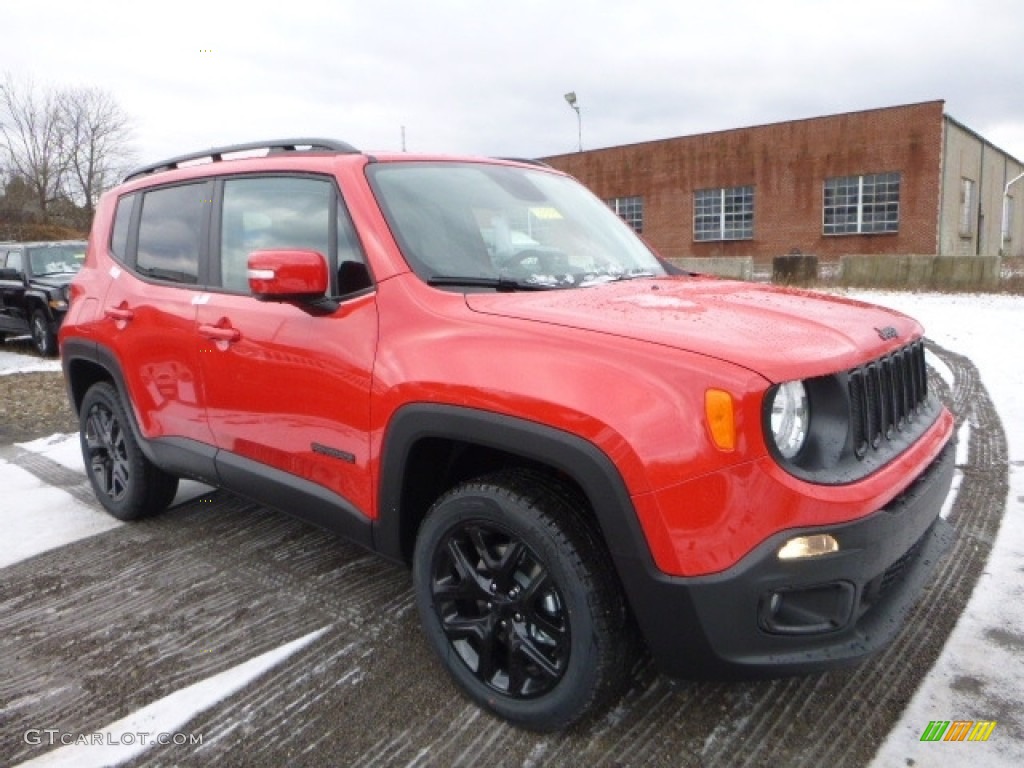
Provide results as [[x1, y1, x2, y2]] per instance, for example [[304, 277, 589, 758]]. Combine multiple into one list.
[[529, 206, 563, 220]]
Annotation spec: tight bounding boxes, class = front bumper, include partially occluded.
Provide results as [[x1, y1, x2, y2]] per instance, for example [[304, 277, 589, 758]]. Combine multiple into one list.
[[621, 440, 955, 678]]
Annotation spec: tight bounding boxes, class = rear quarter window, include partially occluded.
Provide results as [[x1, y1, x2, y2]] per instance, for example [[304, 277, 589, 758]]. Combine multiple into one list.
[[110, 194, 136, 262]]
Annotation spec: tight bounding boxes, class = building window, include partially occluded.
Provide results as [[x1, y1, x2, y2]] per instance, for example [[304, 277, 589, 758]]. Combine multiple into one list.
[[694, 186, 754, 241], [823, 172, 900, 235], [960, 178, 975, 237], [606, 196, 643, 233]]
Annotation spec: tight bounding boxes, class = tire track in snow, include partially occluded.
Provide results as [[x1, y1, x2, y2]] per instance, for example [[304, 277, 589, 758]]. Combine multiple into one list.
[[698, 340, 1008, 768]]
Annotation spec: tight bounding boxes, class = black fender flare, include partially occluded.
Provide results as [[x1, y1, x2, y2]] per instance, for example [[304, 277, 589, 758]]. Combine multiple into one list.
[[373, 403, 656, 569], [372, 404, 720, 667], [61, 337, 219, 482]]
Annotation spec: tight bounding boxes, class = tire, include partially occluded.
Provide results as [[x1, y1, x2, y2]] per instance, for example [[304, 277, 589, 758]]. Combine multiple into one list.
[[30, 308, 57, 357], [412, 469, 636, 731], [79, 381, 179, 521]]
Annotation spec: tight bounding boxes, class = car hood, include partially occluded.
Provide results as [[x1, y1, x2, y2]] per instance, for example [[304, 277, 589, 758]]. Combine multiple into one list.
[[464, 277, 922, 382]]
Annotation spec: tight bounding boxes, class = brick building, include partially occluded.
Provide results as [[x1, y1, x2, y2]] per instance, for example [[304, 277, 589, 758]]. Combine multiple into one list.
[[543, 101, 1024, 263]]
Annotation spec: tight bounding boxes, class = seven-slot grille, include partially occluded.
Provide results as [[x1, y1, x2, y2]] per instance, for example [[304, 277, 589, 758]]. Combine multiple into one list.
[[848, 340, 928, 459]]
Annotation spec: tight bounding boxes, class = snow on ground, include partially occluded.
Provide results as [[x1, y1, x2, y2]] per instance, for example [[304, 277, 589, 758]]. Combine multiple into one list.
[[16, 433, 84, 472], [15, 627, 330, 768], [0, 460, 122, 569], [848, 292, 1024, 767], [0, 347, 62, 376], [1, 291, 1022, 764]]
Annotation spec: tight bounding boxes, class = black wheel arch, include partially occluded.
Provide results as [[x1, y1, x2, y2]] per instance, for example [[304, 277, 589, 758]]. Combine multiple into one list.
[[62, 339, 154, 463], [62, 339, 217, 483], [374, 404, 657, 573]]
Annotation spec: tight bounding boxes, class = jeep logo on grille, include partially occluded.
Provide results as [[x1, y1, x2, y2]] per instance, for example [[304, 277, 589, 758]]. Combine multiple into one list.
[[875, 326, 899, 340]]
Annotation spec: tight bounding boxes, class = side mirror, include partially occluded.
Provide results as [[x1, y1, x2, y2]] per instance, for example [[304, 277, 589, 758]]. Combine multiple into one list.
[[0, 267, 23, 281], [247, 249, 328, 301]]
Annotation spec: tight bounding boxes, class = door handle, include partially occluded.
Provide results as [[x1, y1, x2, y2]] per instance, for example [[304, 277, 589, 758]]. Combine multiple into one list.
[[198, 323, 241, 343], [104, 306, 135, 321]]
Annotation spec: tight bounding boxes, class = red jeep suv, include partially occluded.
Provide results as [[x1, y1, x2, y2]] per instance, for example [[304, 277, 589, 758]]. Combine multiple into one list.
[[60, 139, 955, 730]]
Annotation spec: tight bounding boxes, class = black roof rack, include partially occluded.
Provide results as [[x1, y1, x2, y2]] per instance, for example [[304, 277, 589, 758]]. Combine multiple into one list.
[[496, 157, 552, 168], [123, 138, 360, 182]]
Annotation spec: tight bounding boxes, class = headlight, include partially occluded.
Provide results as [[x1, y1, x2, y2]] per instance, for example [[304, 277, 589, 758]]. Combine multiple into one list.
[[770, 381, 809, 459]]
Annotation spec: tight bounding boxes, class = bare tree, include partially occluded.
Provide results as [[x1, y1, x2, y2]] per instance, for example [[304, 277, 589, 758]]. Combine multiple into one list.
[[0, 73, 66, 221], [59, 86, 135, 220]]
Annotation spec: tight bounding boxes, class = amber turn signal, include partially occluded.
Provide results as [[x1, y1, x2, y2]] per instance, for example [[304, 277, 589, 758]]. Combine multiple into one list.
[[704, 389, 736, 451]]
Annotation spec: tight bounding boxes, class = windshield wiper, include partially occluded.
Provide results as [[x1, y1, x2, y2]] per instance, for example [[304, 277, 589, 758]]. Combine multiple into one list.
[[609, 270, 658, 281], [427, 275, 558, 292]]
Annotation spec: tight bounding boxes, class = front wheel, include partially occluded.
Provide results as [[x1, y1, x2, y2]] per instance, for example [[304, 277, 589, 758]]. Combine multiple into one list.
[[79, 382, 179, 520], [412, 470, 636, 731], [31, 309, 57, 357]]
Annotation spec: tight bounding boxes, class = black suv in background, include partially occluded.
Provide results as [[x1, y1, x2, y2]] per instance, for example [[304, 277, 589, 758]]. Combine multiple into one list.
[[0, 241, 85, 356]]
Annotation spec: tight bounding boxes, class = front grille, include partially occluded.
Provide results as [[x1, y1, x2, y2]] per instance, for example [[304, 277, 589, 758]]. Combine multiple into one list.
[[848, 340, 928, 459]]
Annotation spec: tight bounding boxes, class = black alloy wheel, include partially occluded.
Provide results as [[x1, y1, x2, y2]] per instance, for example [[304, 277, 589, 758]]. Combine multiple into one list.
[[84, 398, 131, 504], [432, 520, 571, 699], [413, 470, 635, 731], [79, 382, 179, 521]]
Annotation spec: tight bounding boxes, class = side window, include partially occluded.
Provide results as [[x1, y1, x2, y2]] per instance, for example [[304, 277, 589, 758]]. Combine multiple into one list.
[[220, 177, 332, 293], [337, 200, 372, 294], [6, 249, 23, 272], [137, 183, 207, 284], [110, 193, 135, 261]]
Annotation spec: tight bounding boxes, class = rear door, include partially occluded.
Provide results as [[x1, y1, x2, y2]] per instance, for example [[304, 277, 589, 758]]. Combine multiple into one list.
[[195, 174, 378, 516], [100, 183, 216, 445]]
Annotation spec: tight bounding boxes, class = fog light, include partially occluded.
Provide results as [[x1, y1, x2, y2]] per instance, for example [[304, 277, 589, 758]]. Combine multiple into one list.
[[778, 534, 839, 560], [759, 581, 855, 634]]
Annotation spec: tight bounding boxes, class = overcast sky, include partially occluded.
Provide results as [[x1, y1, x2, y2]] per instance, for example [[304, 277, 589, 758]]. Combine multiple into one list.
[[4, 0, 1024, 169]]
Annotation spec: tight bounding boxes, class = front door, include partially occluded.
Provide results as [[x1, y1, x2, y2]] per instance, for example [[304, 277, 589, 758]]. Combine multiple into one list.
[[196, 175, 378, 516]]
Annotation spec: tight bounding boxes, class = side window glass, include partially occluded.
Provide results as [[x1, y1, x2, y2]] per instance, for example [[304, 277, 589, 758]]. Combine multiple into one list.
[[137, 183, 206, 284], [6, 250, 23, 272], [337, 200, 372, 294], [220, 177, 331, 293], [111, 193, 135, 261]]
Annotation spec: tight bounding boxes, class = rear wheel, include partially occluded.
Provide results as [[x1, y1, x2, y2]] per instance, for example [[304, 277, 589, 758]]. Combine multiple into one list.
[[413, 469, 636, 731], [30, 309, 57, 357], [79, 382, 179, 520]]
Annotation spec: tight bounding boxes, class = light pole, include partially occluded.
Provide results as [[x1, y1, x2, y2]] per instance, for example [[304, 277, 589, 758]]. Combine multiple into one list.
[[1002, 171, 1024, 255], [564, 92, 582, 153]]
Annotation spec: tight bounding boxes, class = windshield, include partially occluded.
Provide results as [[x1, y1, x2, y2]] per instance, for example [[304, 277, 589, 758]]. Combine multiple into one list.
[[28, 244, 85, 276], [368, 162, 666, 289]]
